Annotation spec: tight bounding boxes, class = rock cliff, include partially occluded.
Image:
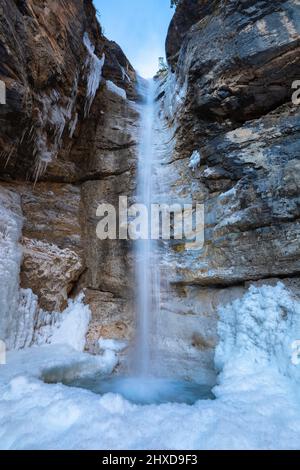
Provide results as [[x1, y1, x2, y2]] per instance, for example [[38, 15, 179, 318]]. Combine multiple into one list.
[[0, 0, 138, 351]]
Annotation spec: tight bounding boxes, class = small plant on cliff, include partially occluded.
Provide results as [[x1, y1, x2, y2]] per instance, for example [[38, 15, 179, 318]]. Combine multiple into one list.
[[170, 0, 180, 8]]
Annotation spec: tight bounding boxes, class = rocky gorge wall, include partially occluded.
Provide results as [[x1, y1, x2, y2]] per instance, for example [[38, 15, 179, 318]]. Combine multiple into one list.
[[0, 0, 138, 352], [151, 0, 300, 381]]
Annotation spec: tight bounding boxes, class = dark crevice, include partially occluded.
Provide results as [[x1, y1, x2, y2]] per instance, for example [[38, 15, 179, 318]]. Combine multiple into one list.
[[171, 272, 300, 290], [0, 166, 134, 186]]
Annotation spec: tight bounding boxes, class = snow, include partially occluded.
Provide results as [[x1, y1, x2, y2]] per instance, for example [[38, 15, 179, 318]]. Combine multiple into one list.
[[13, 289, 38, 350], [215, 282, 300, 383], [9, 288, 91, 353], [202, 167, 217, 178], [83, 32, 105, 117], [106, 80, 127, 100], [49, 295, 91, 352], [188, 150, 201, 172], [160, 71, 188, 122], [0, 79, 6, 104], [98, 337, 128, 352], [33, 85, 79, 182], [1, 282, 300, 449], [120, 66, 131, 82], [0, 340, 5, 365]]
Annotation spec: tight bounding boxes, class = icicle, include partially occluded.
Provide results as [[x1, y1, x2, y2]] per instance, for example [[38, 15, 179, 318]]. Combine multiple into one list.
[[83, 32, 105, 117]]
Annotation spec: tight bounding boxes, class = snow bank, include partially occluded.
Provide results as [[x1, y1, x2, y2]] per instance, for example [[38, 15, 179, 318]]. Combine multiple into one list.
[[83, 32, 105, 117], [14, 289, 38, 350], [1, 283, 300, 449], [188, 151, 201, 172]]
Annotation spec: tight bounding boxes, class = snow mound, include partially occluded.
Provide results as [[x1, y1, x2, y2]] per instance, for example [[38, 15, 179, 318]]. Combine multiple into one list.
[[1, 283, 300, 449]]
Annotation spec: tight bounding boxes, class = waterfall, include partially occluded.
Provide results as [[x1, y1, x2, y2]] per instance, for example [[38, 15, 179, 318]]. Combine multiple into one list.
[[40, 76, 214, 405], [134, 78, 160, 377]]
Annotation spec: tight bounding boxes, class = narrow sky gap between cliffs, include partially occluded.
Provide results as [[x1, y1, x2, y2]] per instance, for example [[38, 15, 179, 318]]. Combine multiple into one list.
[[93, 0, 174, 77]]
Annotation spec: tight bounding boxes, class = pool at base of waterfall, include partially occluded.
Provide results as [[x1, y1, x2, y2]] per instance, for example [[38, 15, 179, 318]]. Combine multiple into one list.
[[61, 375, 215, 405]]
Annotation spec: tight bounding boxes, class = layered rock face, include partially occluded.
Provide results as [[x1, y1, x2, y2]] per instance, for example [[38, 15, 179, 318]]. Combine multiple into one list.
[[0, 0, 138, 350], [155, 0, 300, 380]]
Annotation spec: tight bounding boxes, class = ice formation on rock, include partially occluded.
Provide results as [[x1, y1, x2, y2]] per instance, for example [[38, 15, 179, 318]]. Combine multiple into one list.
[[33, 84, 79, 182], [1, 284, 300, 450], [32, 294, 91, 352], [215, 282, 300, 384], [0, 188, 23, 350], [13, 289, 39, 350]]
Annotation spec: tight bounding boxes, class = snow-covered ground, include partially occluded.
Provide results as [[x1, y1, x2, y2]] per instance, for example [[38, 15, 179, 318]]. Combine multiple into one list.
[[1, 283, 300, 450]]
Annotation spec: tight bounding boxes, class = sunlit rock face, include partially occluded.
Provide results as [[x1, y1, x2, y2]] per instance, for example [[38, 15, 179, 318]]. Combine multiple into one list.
[[156, 0, 300, 377], [0, 0, 138, 349]]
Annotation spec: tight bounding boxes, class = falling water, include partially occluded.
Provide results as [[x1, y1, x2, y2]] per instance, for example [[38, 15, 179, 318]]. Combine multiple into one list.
[[134, 78, 160, 376]]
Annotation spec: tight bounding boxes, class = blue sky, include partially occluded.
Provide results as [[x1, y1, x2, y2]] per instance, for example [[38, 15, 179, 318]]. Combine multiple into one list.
[[93, 0, 174, 77]]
